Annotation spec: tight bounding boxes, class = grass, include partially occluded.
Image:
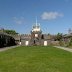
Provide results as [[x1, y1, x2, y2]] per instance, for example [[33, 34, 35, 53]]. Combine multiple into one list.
[[0, 46, 72, 72]]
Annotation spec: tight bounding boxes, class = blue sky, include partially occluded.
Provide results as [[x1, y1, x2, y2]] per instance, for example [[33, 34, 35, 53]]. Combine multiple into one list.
[[0, 0, 72, 34]]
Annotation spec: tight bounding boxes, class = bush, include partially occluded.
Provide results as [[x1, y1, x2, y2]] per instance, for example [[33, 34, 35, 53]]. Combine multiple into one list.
[[67, 38, 72, 47]]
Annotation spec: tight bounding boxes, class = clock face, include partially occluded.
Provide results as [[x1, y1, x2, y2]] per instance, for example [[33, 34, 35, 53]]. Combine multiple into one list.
[[35, 34, 38, 37]]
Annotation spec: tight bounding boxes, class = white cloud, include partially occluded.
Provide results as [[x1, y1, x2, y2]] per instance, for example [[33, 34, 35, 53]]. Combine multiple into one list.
[[13, 17, 24, 24], [41, 12, 64, 20]]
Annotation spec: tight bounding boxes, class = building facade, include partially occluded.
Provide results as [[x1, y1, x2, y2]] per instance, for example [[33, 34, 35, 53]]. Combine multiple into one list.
[[20, 20, 54, 46]]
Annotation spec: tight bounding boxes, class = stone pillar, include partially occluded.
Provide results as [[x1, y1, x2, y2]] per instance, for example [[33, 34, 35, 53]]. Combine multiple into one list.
[[44, 41, 47, 46], [25, 41, 29, 46]]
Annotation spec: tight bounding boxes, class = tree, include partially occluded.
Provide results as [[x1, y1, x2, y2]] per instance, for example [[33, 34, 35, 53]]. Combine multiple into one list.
[[55, 33, 63, 41], [4, 30, 18, 35], [54, 33, 63, 46], [68, 37, 72, 46]]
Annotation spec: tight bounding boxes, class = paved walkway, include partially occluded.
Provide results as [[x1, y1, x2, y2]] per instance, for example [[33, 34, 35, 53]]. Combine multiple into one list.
[[54, 46, 72, 52], [0, 45, 20, 52]]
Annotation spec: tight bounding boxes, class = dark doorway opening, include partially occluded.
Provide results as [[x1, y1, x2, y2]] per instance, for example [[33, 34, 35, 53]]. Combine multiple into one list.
[[41, 35, 44, 39], [34, 40, 35, 44]]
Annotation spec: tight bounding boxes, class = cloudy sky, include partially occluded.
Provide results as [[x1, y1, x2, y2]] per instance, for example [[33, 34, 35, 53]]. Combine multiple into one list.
[[0, 0, 72, 34]]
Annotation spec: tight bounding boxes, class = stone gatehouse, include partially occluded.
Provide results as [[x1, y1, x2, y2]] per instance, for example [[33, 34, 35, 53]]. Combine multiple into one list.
[[18, 20, 55, 46]]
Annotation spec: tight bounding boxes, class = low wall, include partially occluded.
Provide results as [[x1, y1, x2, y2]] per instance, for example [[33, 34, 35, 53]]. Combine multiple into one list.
[[51, 41, 60, 46]]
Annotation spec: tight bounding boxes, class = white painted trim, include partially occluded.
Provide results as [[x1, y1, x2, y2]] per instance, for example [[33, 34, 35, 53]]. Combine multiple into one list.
[[44, 41, 47, 46]]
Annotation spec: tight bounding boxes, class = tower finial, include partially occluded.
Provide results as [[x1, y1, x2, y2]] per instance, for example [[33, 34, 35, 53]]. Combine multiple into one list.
[[36, 16, 37, 26]]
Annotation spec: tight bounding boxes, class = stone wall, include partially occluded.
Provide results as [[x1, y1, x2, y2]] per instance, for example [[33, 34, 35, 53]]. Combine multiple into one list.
[[51, 41, 60, 46], [10, 34, 61, 46]]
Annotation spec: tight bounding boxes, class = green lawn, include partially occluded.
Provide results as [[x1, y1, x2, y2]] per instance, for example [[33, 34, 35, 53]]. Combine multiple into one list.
[[0, 46, 72, 72]]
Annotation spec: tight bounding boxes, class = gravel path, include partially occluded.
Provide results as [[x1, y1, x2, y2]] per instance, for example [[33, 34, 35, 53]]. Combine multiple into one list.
[[54, 46, 72, 52], [0, 45, 20, 52]]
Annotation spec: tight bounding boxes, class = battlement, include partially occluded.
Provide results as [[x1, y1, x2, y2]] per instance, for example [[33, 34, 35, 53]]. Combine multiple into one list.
[[21, 34, 31, 40]]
